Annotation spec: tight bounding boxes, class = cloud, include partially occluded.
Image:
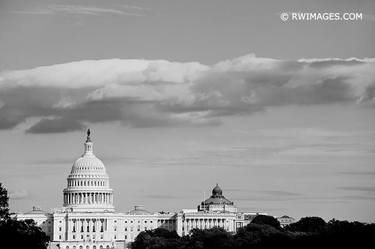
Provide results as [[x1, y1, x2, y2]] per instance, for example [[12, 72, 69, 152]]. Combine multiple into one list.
[[9, 189, 29, 199], [12, 4, 148, 17], [0, 54, 375, 133], [26, 117, 85, 134], [339, 186, 375, 192]]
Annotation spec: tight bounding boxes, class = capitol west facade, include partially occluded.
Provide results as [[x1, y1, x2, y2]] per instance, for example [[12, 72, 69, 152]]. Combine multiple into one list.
[[15, 130, 284, 249]]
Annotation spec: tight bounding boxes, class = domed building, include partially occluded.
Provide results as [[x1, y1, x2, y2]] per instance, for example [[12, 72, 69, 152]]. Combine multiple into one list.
[[198, 184, 236, 213], [63, 129, 114, 212], [15, 130, 274, 248]]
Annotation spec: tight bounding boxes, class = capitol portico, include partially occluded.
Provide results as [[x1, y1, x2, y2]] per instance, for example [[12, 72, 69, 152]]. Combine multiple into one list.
[[15, 130, 285, 249]]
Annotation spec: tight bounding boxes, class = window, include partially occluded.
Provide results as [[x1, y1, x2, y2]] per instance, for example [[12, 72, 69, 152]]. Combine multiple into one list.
[[81, 235, 83, 239], [59, 235, 62, 240], [125, 235, 127, 240], [73, 235, 75, 239], [137, 225, 140, 231], [59, 227, 62, 231], [125, 227, 127, 231]]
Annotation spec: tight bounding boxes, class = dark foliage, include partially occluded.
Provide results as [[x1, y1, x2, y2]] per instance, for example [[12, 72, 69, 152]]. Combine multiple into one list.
[[132, 228, 180, 249], [0, 183, 10, 220], [251, 215, 281, 229], [182, 227, 235, 249], [0, 183, 49, 249], [132, 218, 375, 249], [285, 216, 326, 233]]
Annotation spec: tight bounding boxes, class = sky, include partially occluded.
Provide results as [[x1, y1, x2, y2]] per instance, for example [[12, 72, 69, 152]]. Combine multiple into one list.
[[0, 0, 375, 222]]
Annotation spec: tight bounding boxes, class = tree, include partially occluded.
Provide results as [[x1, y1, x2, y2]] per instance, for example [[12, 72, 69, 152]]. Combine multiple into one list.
[[185, 227, 234, 249], [285, 216, 326, 233], [132, 228, 180, 249], [0, 183, 10, 220], [251, 215, 281, 229], [234, 223, 291, 249], [0, 183, 49, 249]]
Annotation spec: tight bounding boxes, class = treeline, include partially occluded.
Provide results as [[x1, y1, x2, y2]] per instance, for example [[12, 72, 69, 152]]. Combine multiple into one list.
[[0, 183, 49, 249], [132, 215, 375, 249]]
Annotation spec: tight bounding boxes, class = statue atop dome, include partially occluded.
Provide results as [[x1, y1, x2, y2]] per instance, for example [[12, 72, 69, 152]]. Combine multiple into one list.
[[86, 128, 91, 142]]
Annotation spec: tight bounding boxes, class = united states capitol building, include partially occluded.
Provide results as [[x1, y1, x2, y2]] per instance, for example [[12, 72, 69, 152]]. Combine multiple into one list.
[[15, 130, 293, 249]]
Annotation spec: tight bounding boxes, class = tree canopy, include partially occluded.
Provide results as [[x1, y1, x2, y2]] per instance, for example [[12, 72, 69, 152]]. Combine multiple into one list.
[[251, 215, 281, 229], [0, 183, 49, 249], [131, 217, 375, 249]]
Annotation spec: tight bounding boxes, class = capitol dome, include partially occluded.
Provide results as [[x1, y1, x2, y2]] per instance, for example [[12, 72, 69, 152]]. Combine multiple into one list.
[[63, 129, 115, 212]]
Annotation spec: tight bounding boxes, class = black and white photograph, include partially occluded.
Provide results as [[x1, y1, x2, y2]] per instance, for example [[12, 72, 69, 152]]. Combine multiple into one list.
[[0, 0, 375, 248]]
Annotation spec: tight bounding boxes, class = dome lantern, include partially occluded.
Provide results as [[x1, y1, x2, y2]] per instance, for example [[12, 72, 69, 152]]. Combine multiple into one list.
[[83, 129, 93, 155]]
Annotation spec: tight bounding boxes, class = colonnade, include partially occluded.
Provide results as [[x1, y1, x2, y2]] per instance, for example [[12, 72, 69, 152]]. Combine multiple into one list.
[[64, 192, 113, 206], [184, 218, 227, 232], [68, 218, 107, 233], [67, 179, 107, 187]]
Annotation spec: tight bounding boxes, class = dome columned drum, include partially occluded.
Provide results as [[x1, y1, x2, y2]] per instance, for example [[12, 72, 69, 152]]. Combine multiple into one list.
[[63, 129, 115, 212]]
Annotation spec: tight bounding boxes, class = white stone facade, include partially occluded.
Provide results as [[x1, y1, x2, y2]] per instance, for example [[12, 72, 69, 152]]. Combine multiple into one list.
[[15, 130, 276, 249]]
